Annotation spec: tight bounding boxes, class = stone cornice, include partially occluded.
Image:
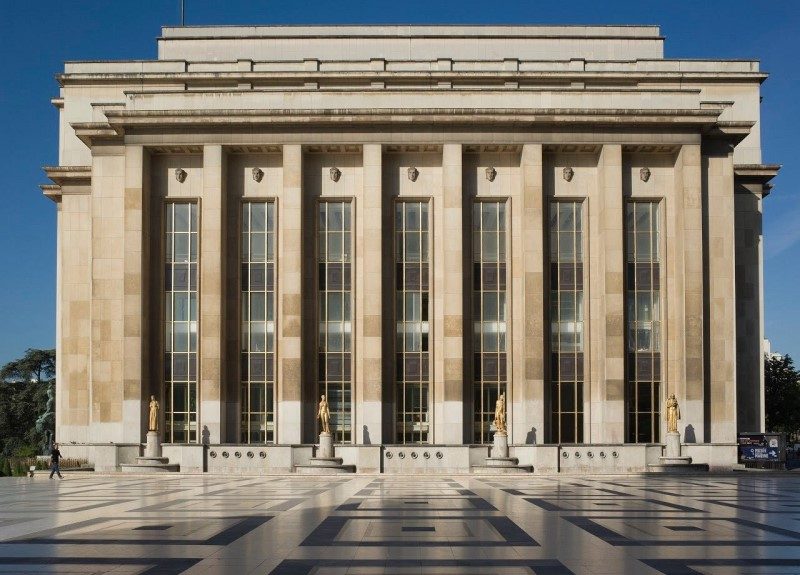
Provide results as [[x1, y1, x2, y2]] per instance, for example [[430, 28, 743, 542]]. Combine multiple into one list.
[[67, 107, 750, 148], [734, 163, 781, 197], [43, 165, 92, 186], [69, 124, 122, 147], [56, 69, 768, 87], [41, 166, 92, 202], [101, 107, 723, 128]]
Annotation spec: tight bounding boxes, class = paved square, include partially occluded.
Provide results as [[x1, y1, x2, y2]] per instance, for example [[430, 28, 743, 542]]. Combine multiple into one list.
[[2, 475, 800, 574]]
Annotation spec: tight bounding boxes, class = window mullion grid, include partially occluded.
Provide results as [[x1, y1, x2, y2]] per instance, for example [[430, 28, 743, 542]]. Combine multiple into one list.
[[168, 205, 174, 443], [556, 212, 562, 444]]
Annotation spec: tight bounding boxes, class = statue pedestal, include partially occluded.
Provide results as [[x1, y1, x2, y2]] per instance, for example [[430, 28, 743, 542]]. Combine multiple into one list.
[[648, 431, 708, 473], [120, 431, 179, 473], [318, 432, 334, 459], [144, 431, 162, 458], [295, 432, 355, 474], [493, 432, 509, 458], [472, 432, 532, 474], [664, 432, 683, 460]]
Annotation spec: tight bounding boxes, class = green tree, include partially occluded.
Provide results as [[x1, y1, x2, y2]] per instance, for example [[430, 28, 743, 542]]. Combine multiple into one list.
[[0, 349, 56, 458], [765, 354, 800, 436]]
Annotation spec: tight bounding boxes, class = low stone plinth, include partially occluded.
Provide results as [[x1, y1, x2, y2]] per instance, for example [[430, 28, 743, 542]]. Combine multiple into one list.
[[144, 432, 162, 458], [472, 457, 533, 474], [295, 462, 357, 474], [647, 432, 708, 473], [120, 432, 179, 473], [120, 457, 180, 473], [471, 432, 533, 473], [294, 433, 355, 474], [648, 462, 710, 473]]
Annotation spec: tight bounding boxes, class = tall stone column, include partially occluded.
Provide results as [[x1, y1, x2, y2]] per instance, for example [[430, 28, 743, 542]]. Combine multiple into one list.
[[356, 144, 383, 444], [591, 144, 625, 443], [123, 146, 146, 442], [735, 179, 767, 433], [513, 145, 544, 443], [704, 142, 737, 443], [199, 145, 225, 443], [90, 144, 125, 442], [55, 179, 92, 444], [680, 145, 705, 440], [439, 144, 464, 443], [278, 145, 303, 444]]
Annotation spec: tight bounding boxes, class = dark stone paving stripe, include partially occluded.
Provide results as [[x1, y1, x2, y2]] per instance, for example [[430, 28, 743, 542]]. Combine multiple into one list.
[[4, 515, 272, 546], [269, 558, 573, 575], [0, 557, 200, 575]]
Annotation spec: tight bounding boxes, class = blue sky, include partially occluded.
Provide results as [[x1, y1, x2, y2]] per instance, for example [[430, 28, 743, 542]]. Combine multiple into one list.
[[0, 0, 797, 364]]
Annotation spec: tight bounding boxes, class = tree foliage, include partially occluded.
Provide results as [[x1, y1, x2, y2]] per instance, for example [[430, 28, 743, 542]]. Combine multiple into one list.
[[765, 354, 800, 437], [0, 349, 55, 457]]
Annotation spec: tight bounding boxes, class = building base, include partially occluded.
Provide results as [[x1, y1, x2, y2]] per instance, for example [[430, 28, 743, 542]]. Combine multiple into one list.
[[295, 433, 356, 474], [61, 441, 739, 474], [646, 433, 709, 473], [120, 457, 180, 473], [472, 458, 533, 474], [295, 460, 357, 474], [647, 463, 710, 473], [120, 432, 180, 473]]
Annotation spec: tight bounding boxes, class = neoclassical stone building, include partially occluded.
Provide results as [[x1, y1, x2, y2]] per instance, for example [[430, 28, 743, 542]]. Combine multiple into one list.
[[43, 25, 778, 472]]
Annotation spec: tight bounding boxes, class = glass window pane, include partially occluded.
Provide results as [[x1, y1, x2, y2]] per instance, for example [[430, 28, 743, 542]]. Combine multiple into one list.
[[327, 203, 343, 231], [251, 293, 266, 322], [327, 293, 343, 321], [405, 233, 420, 262], [343, 203, 351, 231], [328, 233, 343, 261], [251, 203, 266, 232], [405, 203, 420, 231], [482, 233, 498, 262], [481, 203, 498, 231], [174, 203, 190, 232], [174, 234, 189, 263], [266, 203, 275, 232], [635, 203, 651, 231], [559, 203, 575, 232], [251, 233, 265, 262]]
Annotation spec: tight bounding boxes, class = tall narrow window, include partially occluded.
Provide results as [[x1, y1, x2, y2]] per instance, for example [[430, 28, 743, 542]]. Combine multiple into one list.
[[473, 201, 507, 443], [318, 202, 352, 443], [240, 202, 276, 443], [625, 201, 662, 443], [395, 201, 430, 443], [549, 202, 584, 443], [164, 202, 198, 443]]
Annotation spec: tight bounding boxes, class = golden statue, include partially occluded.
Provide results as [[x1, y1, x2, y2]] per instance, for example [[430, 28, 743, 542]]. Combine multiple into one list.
[[665, 393, 680, 434], [148, 395, 159, 432], [318, 394, 331, 435], [493, 392, 507, 435]]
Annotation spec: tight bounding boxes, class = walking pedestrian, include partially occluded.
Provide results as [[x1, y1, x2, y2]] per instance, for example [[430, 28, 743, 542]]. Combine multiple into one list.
[[49, 443, 63, 479]]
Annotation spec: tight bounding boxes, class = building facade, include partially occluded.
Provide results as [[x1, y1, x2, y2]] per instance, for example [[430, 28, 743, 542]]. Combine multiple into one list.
[[43, 25, 778, 472]]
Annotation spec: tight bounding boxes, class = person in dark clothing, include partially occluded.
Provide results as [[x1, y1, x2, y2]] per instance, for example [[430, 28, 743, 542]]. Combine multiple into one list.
[[49, 443, 63, 479]]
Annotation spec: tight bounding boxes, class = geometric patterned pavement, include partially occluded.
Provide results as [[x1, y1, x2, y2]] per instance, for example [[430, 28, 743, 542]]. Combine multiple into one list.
[[2, 475, 800, 574]]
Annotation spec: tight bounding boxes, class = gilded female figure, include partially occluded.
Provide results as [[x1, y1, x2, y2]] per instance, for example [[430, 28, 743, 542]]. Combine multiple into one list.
[[318, 394, 331, 435], [148, 395, 159, 432], [665, 393, 680, 434], [493, 392, 507, 435]]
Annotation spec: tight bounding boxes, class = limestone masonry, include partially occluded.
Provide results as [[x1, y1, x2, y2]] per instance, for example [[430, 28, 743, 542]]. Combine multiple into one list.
[[42, 25, 779, 473]]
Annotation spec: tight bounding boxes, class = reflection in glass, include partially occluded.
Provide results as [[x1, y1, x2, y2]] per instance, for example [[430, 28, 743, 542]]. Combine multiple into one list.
[[396, 201, 430, 443], [241, 202, 276, 443], [625, 201, 662, 443], [164, 202, 198, 443], [473, 201, 508, 443], [549, 201, 584, 443], [318, 202, 353, 442]]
